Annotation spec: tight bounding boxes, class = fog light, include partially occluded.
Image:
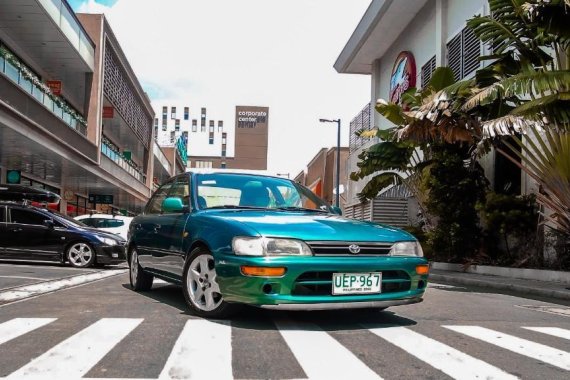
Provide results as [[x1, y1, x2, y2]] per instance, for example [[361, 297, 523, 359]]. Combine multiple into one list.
[[416, 265, 429, 275], [240, 266, 286, 277]]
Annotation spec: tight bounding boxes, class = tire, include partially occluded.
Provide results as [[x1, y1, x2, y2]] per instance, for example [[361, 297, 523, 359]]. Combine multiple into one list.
[[129, 248, 153, 291], [182, 246, 237, 318], [67, 242, 96, 268]]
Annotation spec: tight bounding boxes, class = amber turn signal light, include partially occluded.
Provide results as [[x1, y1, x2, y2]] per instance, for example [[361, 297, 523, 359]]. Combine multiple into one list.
[[240, 266, 286, 277], [416, 264, 429, 275]]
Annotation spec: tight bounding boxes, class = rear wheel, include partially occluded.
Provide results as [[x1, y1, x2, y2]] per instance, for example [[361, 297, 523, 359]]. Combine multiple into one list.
[[129, 248, 153, 291], [182, 247, 237, 318]]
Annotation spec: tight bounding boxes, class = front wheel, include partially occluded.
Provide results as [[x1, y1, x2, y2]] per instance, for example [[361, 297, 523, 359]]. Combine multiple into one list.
[[182, 247, 237, 318], [67, 242, 96, 268], [129, 248, 153, 291]]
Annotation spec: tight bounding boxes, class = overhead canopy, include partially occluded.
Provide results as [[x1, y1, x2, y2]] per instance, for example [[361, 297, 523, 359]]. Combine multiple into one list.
[[334, 0, 429, 74]]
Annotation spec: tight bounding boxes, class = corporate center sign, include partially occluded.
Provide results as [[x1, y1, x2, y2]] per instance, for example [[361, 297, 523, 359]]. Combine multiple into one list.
[[237, 107, 268, 129]]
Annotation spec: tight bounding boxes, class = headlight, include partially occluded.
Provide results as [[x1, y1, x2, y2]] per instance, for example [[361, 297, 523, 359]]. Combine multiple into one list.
[[390, 241, 423, 257], [95, 236, 118, 246], [232, 237, 312, 256]]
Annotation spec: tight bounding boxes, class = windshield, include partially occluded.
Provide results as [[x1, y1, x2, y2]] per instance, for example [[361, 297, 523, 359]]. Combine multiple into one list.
[[195, 173, 332, 213]]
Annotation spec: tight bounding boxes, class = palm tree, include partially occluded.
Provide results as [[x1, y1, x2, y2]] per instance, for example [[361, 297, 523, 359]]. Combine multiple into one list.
[[462, 0, 570, 236]]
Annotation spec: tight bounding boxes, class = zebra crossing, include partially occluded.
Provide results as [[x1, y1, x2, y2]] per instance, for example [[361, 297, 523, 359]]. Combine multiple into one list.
[[0, 317, 569, 379]]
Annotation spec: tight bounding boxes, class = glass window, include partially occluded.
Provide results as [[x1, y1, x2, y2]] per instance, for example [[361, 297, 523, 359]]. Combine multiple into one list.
[[168, 175, 191, 207], [10, 208, 51, 225], [196, 173, 332, 212], [192, 119, 197, 132], [146, 182, 173, 214], [5, 60, 19, 82], [20, 77, 33, 93], [0, 206, 5, 223], [80, 218, 95, 227], [171, 106, 176, 119], [184, 107, 189, 120]]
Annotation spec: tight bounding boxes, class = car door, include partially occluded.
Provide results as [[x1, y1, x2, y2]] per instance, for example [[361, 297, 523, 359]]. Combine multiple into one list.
[[5, 207, 63, 262], [134, 180, 174, 269], [0, 206, 6, 257], [152, 175, 191, 278]]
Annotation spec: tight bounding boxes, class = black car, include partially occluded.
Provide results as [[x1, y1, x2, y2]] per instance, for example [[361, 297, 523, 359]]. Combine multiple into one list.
[[0, 200, 126, 268]]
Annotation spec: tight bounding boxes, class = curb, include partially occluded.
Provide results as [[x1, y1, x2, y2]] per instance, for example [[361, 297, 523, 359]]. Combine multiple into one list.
[[430, 273, 570, 301]]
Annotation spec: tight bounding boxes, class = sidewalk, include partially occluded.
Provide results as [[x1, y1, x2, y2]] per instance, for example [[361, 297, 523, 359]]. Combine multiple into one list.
[[430, 269, 570, 301]]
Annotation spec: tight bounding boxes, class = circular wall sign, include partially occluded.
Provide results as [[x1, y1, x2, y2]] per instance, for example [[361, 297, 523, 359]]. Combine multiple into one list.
[[389, 51, 416, 104]]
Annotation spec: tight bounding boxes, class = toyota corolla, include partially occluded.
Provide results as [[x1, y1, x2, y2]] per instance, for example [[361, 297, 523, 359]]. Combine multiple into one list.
[[127, 171, 428, 318]]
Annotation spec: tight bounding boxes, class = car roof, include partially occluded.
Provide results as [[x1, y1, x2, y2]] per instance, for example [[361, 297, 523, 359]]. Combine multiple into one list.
[[75, 214, 132, 220], [187, 169, 289, 180]]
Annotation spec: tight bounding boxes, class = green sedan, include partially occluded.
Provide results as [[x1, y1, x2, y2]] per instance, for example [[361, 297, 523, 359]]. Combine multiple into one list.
[[127, 171, 429, 318]]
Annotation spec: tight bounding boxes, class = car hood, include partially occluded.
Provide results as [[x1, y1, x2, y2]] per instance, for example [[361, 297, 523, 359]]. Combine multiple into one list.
[[204, 210, 414, 242], [78, 226, 126, 243]]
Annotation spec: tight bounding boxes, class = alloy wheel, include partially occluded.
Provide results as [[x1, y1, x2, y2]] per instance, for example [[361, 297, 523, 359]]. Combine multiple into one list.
[[68, 243, 93, 267], [130, 250, 139, 285], [186, 254, 223, 311]]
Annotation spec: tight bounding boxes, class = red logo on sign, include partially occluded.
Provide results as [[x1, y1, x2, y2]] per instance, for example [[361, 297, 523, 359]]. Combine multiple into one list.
[[47, 80, 62, 96], [103, 106, 114, 118], [389, 52, 416, 104]]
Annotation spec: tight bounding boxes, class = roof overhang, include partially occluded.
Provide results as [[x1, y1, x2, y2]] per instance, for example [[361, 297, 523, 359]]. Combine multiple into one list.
[[0, 0, 95, 75], [334, 0, 429, 75]]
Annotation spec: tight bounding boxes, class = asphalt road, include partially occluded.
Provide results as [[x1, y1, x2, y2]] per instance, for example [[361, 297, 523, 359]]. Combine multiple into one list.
[[0, 262, 569, 379]]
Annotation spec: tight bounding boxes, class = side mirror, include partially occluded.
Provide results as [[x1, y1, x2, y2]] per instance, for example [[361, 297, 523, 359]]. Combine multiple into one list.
[[43, 219, 55, 229], [331, 206, 342, 216], [162, 197, 185, 213]]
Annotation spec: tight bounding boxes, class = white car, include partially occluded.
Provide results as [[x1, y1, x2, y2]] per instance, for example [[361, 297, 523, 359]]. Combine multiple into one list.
[[75, 214, 133, 240]]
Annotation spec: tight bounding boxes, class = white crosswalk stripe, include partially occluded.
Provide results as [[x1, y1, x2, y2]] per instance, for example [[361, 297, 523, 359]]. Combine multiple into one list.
[[523, 327, 570, 341], [159, 319, 232, 380], [2, 317, 570, 379], [6, 318, 143, 379], [0, 318, 56, 346], [444, 325, 570, 371], [366, 325, 519, 380], [274, 319, 381, 380]]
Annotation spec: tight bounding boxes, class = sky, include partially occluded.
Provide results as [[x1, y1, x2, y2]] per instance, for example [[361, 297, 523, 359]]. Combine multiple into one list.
[[68, 0, 371, 177]]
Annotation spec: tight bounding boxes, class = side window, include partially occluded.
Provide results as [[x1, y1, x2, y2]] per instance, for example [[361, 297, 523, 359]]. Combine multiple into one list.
[[80, 218, 94, 227], [105, 219, 125, 228], [168, 175, 191, 207], [10, 209, 50, 226], [146, 182, 173, 214], [0, 206, 5, 223]]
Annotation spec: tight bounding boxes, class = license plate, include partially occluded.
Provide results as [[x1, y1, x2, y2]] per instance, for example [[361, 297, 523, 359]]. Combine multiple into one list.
[[332, 272, 382, 295]]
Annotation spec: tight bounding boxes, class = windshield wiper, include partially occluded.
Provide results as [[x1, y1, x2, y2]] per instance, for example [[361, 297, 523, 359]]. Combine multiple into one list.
[[206, 205, 268, 210], [275, 206, 329, 213]]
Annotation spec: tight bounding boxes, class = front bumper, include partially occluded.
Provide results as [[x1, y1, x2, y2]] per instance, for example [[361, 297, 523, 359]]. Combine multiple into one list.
[[94, 243, 127, 264], [215, 254, 428, 308]]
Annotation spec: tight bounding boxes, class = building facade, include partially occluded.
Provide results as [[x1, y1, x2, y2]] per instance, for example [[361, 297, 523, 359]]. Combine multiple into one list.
[[334, 0, 522, 225], [155, 105, 269, 171], [294, 147, 349, 209], [0, 1, 160, 216]]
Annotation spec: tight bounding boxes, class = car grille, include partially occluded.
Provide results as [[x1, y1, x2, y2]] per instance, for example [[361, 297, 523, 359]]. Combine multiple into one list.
[[306, 241, 392, 256], [291, 270, 411, 296]]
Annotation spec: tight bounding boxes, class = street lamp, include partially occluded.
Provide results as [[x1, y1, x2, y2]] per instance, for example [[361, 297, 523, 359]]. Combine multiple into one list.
[[319, 118, 341, 208]]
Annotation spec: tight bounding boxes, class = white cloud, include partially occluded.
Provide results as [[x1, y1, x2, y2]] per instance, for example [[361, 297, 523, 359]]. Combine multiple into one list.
[[83, 0, 371, 176]]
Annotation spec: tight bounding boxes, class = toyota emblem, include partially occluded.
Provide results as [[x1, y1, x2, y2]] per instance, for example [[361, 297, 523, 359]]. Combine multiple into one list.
[[348, 244, 360, 254]]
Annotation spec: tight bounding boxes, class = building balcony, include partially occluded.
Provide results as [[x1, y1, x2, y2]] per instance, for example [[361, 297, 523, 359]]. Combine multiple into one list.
[[0, 48, 88, 135], [100, 137, 147, 184]]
